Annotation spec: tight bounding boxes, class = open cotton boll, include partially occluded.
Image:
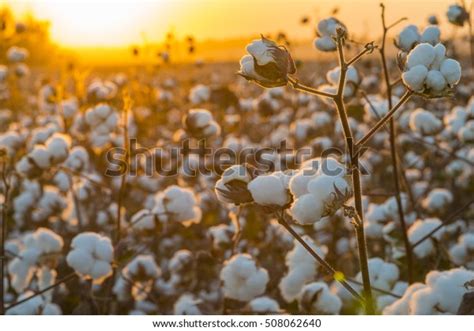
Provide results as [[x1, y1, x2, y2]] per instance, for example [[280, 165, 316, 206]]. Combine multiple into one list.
[[440, 58, 462, 85], [66, 232, 114, 284], [131, 209, 155, 231], [124, 255, 161, 280], [354, 258, 400, 292], [406, 43, 435, 69], [154, 185, 201, 226], [377, 281, 409, 311], [365, 203, 388, 239], [383, 283, 427, 314], [45, 133, 71, 164], [220, 254, 269, 302], [189, 84, 210, 104], [248, 296, 280, 314], [6, 291, 44, 315], [397, 25, 420, 51], [326, 66, 359, 85], [402, 65, 428, 91], [247, 39, 276, 66], [449, 233, 474, 268], [408, 218, 443, 258], [174, 294, 202, 315], [247, 172, 291, 207], [421, 188, 453, 214], [290, 193, 324, 225], [458, 120, 474, 143], [298, 282, 342, 314], [215, 164, 252, 204], [409, 108, 442, 135], [420, 26, 440, 45]]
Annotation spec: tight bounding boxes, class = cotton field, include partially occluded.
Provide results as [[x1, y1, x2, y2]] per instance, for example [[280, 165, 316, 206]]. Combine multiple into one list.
[[0, 1, 474, 317]]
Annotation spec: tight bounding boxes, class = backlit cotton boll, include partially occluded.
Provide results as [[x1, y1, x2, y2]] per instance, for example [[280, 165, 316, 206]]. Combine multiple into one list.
[[458, 120, 474, 143], [447, 4, 469, 26], [238, 36, 296, 88], [314, 17, 347, 52], [7, 46, 29, 62], [322, 65, 360, 98], [247, 171, 292, 207], [189, 84, 210, 104], [298, 282, 342, 314], [183, 109, 221, 139], [153, 185, 202, 226], [421, 188, 453, 214], [215, 164, 254, 205], [408, 218, 444, 258], [220, 254, 269, 302], [174, 294, 202, 315], [409, 109, 442, 135], [66, 232, 114, 284], [248, 296, 280, 314]]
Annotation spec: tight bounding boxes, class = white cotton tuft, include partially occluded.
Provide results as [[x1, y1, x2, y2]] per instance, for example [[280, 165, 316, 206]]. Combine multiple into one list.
[[402, 65, 428, 91], [408, 108, 442, 135], [420, 26, 440, 45], [406, 43, 435, 69], [247, 172, 291, 207], [440, 58, 462, 85]]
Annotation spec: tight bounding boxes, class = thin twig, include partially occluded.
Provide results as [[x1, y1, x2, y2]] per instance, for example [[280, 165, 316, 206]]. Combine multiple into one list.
[[287, 76, 336, 99]]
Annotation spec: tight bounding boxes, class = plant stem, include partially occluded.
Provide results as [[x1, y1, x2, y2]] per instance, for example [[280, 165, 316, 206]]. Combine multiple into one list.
[[411, 198, 474, 248], [287, 77, 336, 99], [356, 90, 413, 148], [332, 33, 375, 314], [0, 162, 9, 315], [379, 3, 414, 283], [274, 211, 364, 303]]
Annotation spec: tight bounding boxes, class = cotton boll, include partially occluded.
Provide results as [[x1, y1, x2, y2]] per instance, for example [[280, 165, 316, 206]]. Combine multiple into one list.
[[383, 283, 427, 314], [420, 26, 440, 45], [6, 291, 43, 315], [298, 282, 342, 314], [440, 58, 462, 86], [402, 65, 428, 91], [406, 43, 435, 69], [397, 25, 420, 51], [365, 203, 388, 239], [189, 84, 210, 104], [458, 120, 474, 143], [154, 185, 201, 226], [409, 108, 442, 135], [29, 145, 52, 170], [248, 296, 280, 314], [421, 188, 453, 214], [174, 294, 202, 315], [247, 172, 290, 207], [66, 232, 114, 283], [408, 218, 443, 258], [449, 233, 474, 268], [45, 133, 71, 164], [220, 254, 269, 302], [290, 193, 324, 225], [314, 36, 337, 52]]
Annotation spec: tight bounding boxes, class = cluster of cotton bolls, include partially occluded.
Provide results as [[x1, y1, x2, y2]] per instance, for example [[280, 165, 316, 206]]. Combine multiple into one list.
[[79, 103, 120, 149], [384, 268, 474, 314], [288, 158, 351, 225], [152, 185, 202, 226], [279, 236, 327, 302], [7, 228, 63, 293], [401, 42, 462, 96]]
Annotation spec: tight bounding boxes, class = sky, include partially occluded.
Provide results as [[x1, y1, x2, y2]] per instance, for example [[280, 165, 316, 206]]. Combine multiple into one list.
[[1, 0, 455, 47]]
